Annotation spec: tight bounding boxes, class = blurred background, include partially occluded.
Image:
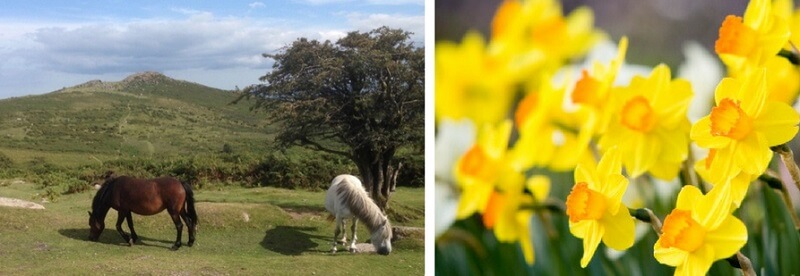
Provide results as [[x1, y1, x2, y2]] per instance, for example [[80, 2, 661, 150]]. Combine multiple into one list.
[[436, 0, 753, 68]]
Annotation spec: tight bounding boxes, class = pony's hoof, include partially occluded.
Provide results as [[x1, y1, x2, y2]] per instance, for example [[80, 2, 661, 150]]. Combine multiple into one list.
[[349, 247, 357, 253], [187, 240, 195, 247], [128, 239, 134, 246], [170, 245, 180, 251], [330, 248, 337, 254]]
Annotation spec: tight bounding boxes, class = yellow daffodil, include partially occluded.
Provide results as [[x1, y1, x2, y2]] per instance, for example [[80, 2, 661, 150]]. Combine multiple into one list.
[[508, 79, 593, 172], [571, 37, 628, 136], [483, 175, 551, 265], [436, 32, 514, 125], [763, 56, 800, 105], [566, 147, 635, 267], [714, 0, 789, 73], [490, 0, 605, 79], [453, 120, 513, 219], [654, 184, 747, 276], [694, 149, 756, 207], [690, 69, 799, 184], [694, 149, 758, 208], [598, 64, 693, 180], [769, 0, 800, 105]]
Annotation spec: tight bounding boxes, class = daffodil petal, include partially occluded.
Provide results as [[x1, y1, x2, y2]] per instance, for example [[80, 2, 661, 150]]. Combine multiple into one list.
[[600, 204, 635, 250], [625, 134, 660, 178], [728, 173, 754, 207], [653, 243, 688, 267], [648, 160, 682, 181], [696, 183, 733, 230], [755, 101, 799, 146], [675, 185, 703, 210], [597, 147, 622, 179], [743, 0, 769, 29], [714, 77, 742, 105], [675, 247, 715, 276], [690, 116, 731, 148], [738, 69, 767, 116], [517, 212, 535, 265], [705, 216, 748, 260], [455, 184, 493, 219], [574, 164, 597, 190], [657, 81, 694, 128], [526, 175, 551, 203], [603, 174, 628, 214], [569, 220, 592, 239], [708, 146, 743, 185], [734, 133, 772, 175], [579, 221, 604, 268]]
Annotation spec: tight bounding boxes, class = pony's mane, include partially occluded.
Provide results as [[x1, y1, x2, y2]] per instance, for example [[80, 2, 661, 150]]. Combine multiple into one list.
[[335, 177, 391, 234], [91, 177, 116, 216]]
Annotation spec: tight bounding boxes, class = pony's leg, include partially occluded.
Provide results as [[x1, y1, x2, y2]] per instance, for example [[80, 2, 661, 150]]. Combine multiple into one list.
[[125, 212, 139, 243], [349, 218, 358, 253], [332, 216, 343, 253], [115, 212, 132, 246], [169, 211, 184, 251], [338, 218, 347, 245], [180, 212, 195, 247]]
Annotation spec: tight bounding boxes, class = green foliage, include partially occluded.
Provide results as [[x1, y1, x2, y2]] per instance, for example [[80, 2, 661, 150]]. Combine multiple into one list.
[[249, 151, 356, 189], [241, 27, 424, 207], [0, 152, 12, 169], [0, 70, 421, 194]]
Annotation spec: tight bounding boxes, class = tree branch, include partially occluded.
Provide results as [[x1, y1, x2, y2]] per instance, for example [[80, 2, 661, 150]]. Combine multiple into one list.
[[298, 137, 351, 158]]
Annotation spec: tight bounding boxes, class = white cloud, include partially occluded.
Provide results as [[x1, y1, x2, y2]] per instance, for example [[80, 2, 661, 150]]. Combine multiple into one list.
[[0, 5, 424, 99], [342, 12, 424, 43], [18, 15, 287, 75], [294, 0, 422, 5], [249, 2, 266, 9]]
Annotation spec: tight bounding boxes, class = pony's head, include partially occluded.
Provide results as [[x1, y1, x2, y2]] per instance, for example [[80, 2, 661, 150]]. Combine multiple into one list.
[[87, 211, 104, 241], [371, 215, 393, 255]]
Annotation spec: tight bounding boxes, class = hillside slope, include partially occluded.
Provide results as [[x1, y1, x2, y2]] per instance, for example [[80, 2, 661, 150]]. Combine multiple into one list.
[[0, 72, 272, 166]]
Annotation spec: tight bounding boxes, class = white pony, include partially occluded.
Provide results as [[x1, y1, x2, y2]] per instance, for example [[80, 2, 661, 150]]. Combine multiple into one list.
[[325, 174, 392, 255]]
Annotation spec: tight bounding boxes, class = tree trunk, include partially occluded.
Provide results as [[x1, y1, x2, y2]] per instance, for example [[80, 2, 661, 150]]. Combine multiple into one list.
[[353, 147, 398, 211]]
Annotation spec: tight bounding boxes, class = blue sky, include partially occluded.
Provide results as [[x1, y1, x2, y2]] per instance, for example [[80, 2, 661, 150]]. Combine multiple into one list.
[[0, 0, 424, 98]]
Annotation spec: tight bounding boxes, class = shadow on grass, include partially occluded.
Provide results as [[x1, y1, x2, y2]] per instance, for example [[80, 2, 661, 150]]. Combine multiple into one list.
[[261, 226, 327, 255], [58, 228, 176, 249]]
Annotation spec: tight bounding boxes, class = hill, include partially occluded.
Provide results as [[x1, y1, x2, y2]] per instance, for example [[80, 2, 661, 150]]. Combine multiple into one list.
[[0, 71, 273, 166]]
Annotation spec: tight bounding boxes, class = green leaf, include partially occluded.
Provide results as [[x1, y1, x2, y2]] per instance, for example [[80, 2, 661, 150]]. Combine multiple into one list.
[[760, 186, 800, 275]]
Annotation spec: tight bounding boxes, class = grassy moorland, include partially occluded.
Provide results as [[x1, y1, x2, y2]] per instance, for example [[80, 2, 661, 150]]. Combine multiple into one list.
[[0, 180, 424, 275], [0, 72, 424, 274]]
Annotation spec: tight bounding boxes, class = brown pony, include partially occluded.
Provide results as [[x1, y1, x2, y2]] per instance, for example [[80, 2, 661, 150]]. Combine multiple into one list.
[[88, 175, 197, 250]]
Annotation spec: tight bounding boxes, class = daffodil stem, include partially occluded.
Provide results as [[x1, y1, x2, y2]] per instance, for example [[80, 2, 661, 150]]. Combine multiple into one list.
[[629, 208, 662, 235], [725, 252, 756, 276], [521, 199, 565, 213], [778, 48, 800, 65], [683, 144, 706, 193], [761, 170, 800, 230], [770, 144, 800, 230], [771, 143, 800, 192]]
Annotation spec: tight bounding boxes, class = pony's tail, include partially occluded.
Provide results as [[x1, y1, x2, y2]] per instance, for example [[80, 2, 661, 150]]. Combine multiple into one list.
[[182, 180, 198, 227]]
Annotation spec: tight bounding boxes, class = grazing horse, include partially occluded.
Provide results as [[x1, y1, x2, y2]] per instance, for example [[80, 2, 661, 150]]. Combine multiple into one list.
[[88, 175, 198, 250], [325, 174, 392, 255]]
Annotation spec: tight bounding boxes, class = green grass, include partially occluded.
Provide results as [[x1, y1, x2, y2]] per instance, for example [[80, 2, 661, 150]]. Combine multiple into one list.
[[0, 73, 275, 162], [0, 180, 424, 275]]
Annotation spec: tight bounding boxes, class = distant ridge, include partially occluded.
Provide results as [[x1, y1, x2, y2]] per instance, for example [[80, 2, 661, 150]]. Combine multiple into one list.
[[121, 71, 178, 87], [57, 71, 218, 94]]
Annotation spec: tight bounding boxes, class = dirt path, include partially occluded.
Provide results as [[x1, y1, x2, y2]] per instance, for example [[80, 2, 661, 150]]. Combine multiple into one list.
[[0, 197, 45, 209]]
